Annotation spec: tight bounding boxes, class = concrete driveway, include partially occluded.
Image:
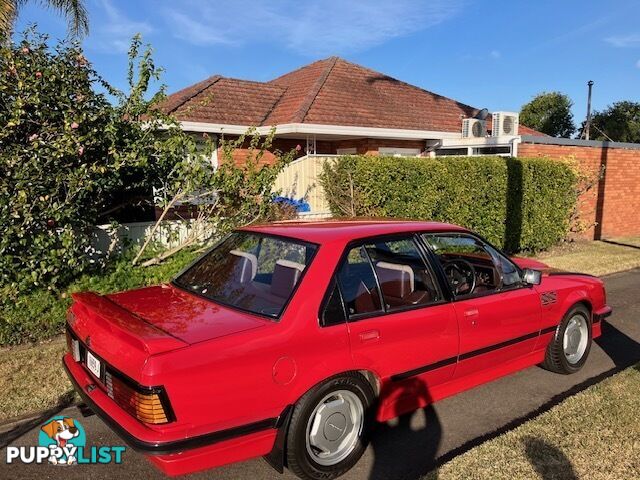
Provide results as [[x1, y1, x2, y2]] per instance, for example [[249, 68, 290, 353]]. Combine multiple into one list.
[[2, 268, 639, 480]]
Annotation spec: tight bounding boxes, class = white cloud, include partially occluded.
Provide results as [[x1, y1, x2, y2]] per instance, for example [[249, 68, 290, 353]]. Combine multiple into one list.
[[169, 11, 235, 46], [636, 59, 640, 68], [490, 50, 501, 59], [162, 0, 463, 55], [605, 33, 640, 48], [88, 0, 154, 53]]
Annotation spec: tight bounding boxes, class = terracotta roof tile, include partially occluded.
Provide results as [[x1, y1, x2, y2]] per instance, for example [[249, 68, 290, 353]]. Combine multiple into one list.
[[165, 77, 285, 126], [160, 57, 547, 136]]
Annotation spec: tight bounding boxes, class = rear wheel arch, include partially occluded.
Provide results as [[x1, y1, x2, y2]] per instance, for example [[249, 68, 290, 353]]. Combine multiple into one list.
[[285, 371, 376, 479], [357, 369, 381, 397], [267, 370, 379, 475]]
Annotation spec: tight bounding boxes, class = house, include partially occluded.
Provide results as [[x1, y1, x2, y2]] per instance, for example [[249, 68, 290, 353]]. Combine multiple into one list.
[[160, 56, 542, 163], [161, 57, 640, 240]]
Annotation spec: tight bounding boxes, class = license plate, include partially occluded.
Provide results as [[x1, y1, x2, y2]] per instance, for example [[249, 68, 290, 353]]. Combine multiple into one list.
[[86, 350, 102, 379], [71, 339, 81, 362]]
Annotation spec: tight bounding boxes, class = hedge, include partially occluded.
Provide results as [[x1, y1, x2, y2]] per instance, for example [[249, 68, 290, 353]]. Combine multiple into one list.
[[320, 156, 577, 252]]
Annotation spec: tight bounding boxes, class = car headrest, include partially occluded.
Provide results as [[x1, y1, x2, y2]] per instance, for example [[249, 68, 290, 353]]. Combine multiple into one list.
[[354, 280, 379, 314], [230, 250, 257, 283], [375, 261, 414, 299], [270, 260, 305, 299]]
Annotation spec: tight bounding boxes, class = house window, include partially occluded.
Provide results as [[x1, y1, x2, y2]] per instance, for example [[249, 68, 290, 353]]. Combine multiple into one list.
[[378, 147, 422, 157], [337, 148, 357, 155], [435, 148, 468, 156], [471, 146, 511, 156], [435, 146, 513, 157]]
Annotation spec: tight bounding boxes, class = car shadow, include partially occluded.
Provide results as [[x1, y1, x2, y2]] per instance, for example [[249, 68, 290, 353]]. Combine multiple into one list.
[[600, 239, 640, 251], [595, 321, 640, 369], [370, 321, 640, 479], [522, 436, 578, 480], [0, 391, 76, 449], [368, 378, 441, 480]]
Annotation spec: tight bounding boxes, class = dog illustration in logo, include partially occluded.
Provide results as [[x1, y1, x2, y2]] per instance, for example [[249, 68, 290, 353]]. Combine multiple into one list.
[[40, 417, 79, 464]]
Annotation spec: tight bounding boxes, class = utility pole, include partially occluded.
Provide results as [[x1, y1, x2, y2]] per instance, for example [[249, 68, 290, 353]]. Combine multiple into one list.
[[585, 80, 594, 140]]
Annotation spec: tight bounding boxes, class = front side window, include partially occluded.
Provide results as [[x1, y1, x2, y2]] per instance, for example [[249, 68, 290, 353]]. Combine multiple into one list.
[[174, 232, 317, 318], [336, 236, 440, 319], [422, 233, 521, 298]]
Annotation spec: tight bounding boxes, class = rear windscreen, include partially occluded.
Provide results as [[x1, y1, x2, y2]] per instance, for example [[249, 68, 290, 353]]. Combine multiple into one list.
[[174, 232, 317, 318]]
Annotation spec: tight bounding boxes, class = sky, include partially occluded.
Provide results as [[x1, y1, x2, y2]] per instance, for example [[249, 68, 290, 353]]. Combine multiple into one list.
[[14, 0, 640, 125]]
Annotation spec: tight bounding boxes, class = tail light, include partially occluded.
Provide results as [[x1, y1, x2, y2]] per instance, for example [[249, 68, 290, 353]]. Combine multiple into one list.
[[105, 371, 174, 425], [66, 323, 174, 425]]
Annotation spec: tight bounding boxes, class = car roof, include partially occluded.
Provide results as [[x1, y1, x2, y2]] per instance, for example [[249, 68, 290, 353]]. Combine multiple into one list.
[[241, 218, 468, 244]]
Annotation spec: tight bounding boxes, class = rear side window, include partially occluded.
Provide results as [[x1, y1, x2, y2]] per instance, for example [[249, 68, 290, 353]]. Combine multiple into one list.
[[337, 246, 383, 317], [335, 236, 441, 319], [321, 279, 347, 326], [363, 237, 440, 311]]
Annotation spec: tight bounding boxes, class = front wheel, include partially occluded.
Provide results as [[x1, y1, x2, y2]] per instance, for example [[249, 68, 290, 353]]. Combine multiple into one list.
[[542, 304, 592, 374], [286, 373, 375, 480]]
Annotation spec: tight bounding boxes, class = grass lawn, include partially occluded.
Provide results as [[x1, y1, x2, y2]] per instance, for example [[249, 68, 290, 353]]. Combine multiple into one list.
[[537, 236, 640, 277], [0, 337, 73, 422], [425, 363, 640, 480]]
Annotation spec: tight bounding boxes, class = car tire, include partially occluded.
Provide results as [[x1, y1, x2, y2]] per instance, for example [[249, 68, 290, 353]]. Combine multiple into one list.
[[286, 372, 376, 480], [542, 304, 592, 374]]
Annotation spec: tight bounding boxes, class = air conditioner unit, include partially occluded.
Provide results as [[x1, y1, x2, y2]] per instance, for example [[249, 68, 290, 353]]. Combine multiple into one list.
[[462, 118, 487, 138], [492, 111, 519, 137]]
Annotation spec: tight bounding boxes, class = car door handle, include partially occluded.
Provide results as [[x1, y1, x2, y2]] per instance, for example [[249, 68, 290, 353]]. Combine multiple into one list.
[[464, 308, 479, 326], [359, 330, 380, 343]]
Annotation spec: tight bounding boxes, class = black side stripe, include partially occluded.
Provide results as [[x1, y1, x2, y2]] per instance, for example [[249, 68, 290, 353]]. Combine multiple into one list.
[[458, 330, 540, 361], [392, 325, 559, 382], [391, 357, 458, 381]]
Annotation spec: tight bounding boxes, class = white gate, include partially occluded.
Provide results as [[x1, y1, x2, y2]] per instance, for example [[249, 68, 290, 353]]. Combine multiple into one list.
[[273, 155, 333, 218]]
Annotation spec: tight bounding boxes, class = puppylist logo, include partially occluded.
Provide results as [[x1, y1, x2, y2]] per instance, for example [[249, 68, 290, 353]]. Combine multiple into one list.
[[6, 415, 126, 466]]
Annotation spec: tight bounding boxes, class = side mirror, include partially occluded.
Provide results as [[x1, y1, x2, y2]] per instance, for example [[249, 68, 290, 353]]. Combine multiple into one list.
[[522, 268, 542, 286]]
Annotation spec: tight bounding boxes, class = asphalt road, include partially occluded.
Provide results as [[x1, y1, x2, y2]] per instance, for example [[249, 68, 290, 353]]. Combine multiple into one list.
[[2, 268, 640, 480]]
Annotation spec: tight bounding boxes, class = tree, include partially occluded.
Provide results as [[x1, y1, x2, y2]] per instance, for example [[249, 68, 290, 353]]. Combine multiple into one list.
[[134, 128, 298, 267], [579, 101, 640, 143], [520, 92, 576, 138], [0, 31, 201, 293], [1, 29, 297, 292], [0, 0, 88, 38]]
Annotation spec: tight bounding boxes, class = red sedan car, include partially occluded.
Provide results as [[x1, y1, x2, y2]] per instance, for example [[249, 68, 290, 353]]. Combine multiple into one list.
[[64, 220, 611, 479]]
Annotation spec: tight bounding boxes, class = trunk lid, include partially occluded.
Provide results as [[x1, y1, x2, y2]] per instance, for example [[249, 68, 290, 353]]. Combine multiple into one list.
[[69, 285, 269, 382], [105, 284, 269, 344]]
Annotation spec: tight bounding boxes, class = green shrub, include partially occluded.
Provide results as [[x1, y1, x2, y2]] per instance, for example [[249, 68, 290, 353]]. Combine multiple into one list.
[[0, 31, 205, 294], [320, 155, 576, 252], [0, 249, 198, 346]]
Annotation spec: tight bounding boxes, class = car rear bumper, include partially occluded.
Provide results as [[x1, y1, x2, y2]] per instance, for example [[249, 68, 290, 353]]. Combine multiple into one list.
[[63, 354, 282, 475]]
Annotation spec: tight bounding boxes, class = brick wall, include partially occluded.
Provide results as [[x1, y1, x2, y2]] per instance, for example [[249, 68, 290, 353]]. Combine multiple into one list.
[[519, 141, 640, 239]]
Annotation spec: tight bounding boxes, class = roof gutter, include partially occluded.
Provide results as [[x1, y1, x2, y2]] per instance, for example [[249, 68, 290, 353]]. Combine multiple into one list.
[[177, 121, 462, 140]]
